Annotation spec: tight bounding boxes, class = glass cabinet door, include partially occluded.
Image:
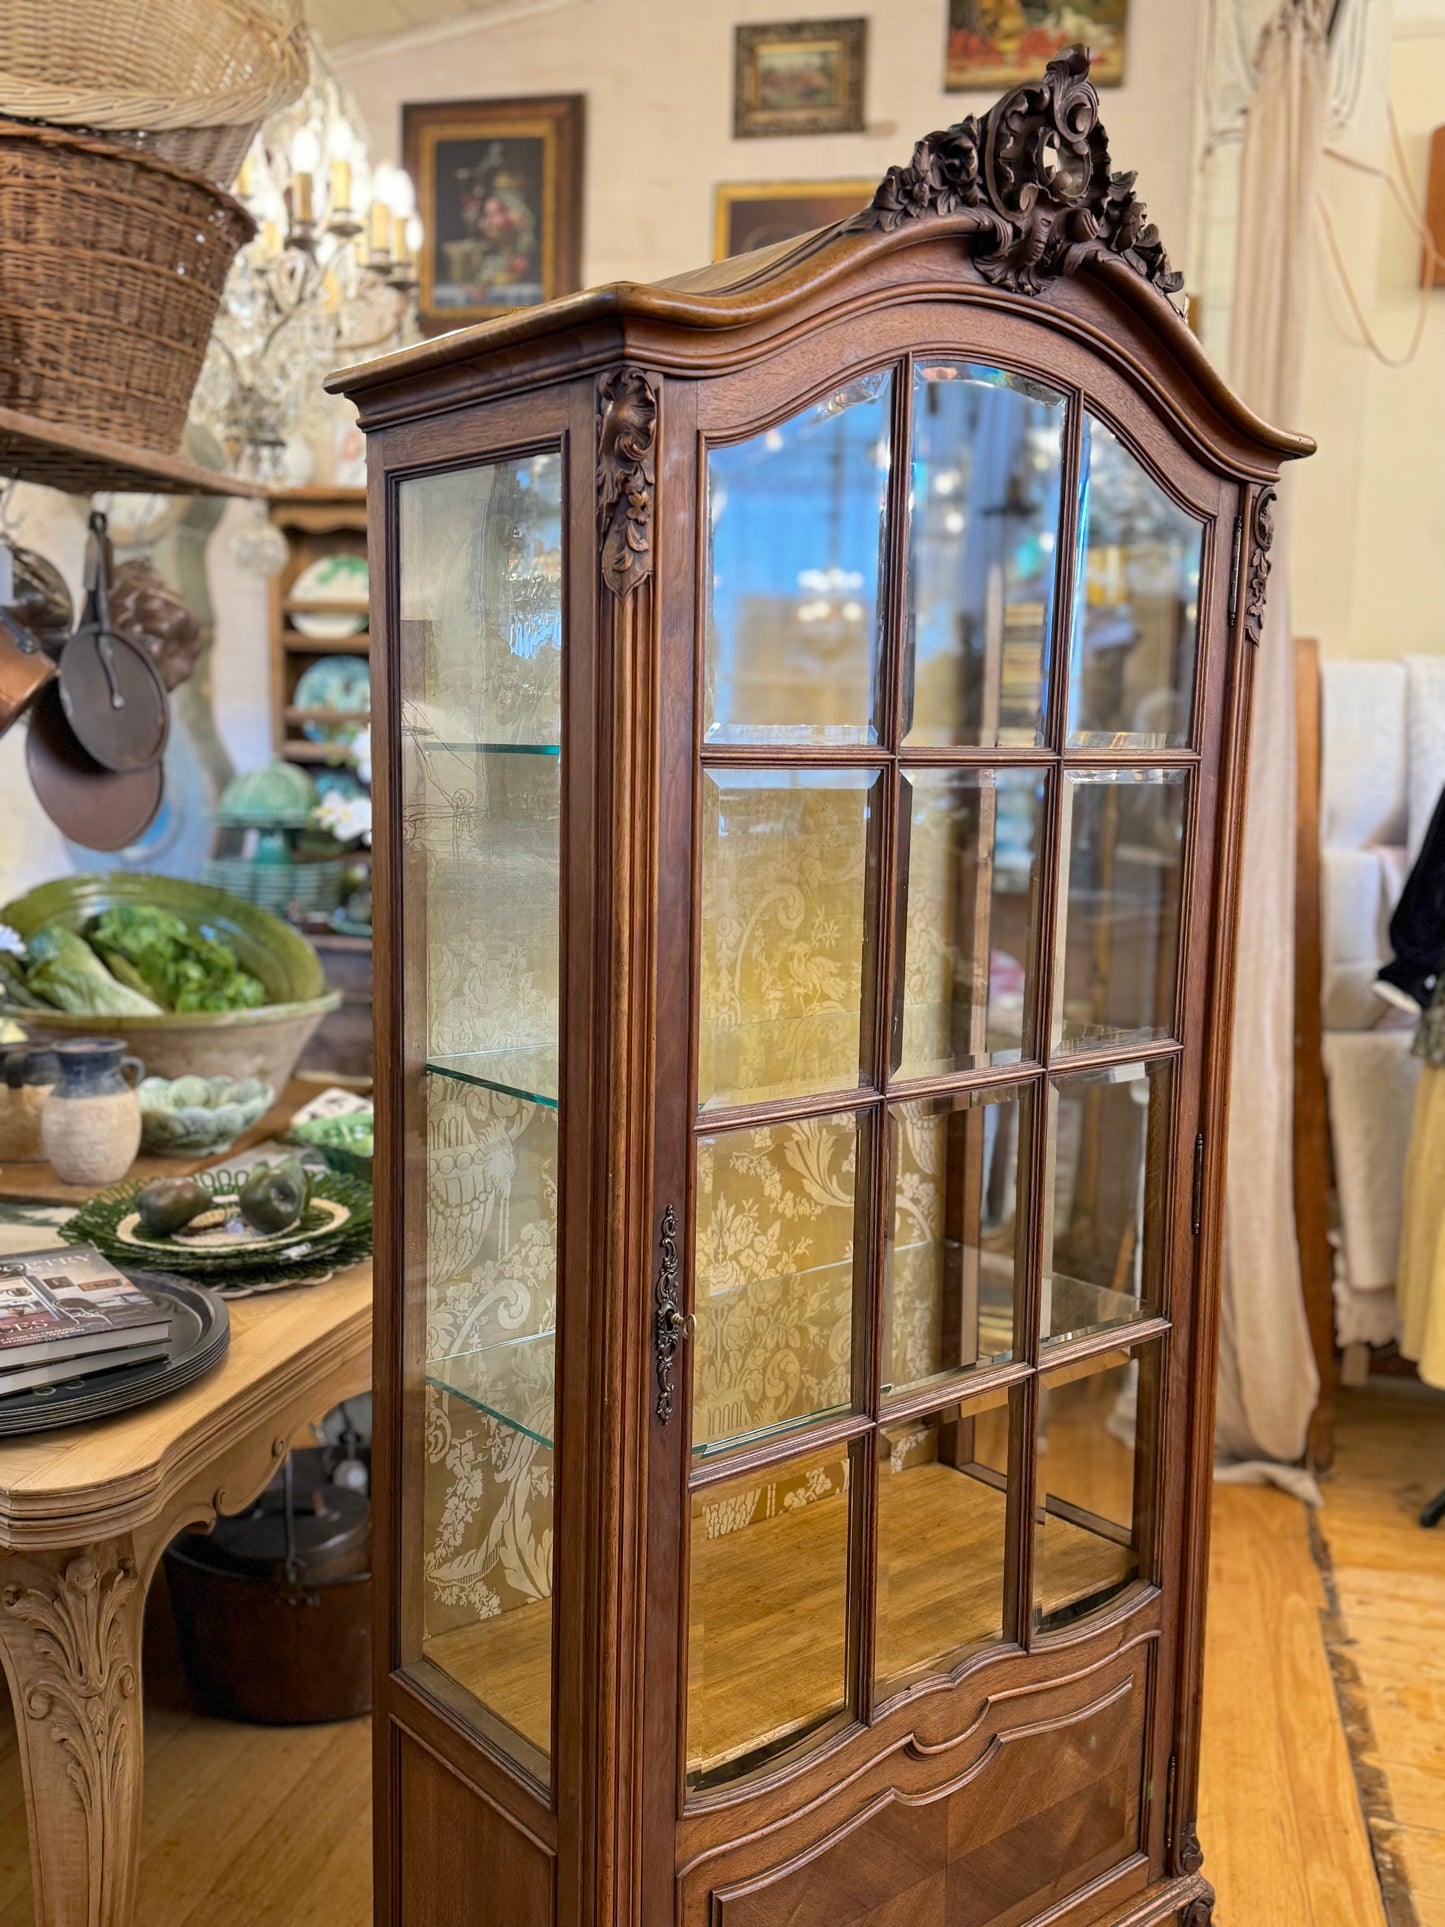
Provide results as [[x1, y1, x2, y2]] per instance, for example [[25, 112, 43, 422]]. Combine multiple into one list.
[[397, 449, 565, 1788], [680, 360, 1207, 1794]]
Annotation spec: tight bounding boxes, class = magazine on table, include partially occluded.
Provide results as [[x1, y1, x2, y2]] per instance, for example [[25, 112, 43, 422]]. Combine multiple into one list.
[[0, 1244, 171, 1387]]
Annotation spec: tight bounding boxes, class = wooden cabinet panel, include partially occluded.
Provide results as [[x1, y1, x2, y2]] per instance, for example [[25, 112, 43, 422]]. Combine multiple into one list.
[[395, 1727, 555, 1927]]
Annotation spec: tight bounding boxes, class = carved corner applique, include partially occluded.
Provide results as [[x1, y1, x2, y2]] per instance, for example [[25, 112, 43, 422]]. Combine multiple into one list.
[[1180, 1887, 1215, 1927], [847, 44, 1184, 308], [598, 365, 658, 599], [1179, 1818, 1205, 1876], [1243, 484, 1277, 646]]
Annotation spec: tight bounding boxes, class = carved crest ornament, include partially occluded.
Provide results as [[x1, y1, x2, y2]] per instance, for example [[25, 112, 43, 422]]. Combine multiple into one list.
[[598, 365, 659, 599], [849, 45, 1184, 307]]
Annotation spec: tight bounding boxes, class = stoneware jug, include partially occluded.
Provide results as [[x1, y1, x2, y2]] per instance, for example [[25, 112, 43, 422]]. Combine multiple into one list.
[[40, 1038, 145, 1185]]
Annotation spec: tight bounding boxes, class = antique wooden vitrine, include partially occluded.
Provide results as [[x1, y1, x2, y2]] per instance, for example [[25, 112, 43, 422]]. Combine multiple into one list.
[[333, 49, 1310, 1927]]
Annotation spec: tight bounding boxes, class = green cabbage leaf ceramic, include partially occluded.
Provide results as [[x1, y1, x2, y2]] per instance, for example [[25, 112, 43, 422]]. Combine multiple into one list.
[[138, 1075, 274, 1156]]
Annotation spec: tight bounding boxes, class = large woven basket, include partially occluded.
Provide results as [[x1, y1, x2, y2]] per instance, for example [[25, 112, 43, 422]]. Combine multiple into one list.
[[0, 0, 306, 188], [0, 121, 255, 454], [0, 0, 306, 131]]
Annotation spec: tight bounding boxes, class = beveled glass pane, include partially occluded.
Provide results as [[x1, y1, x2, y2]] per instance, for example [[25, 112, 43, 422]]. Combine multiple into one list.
[[1034, 1343, 1156, 1632], [706, 372, 892, 745], [894, 766, 1045, 1079], [699, 768, 880, 1109], [1054, 770, 1186, 1056], [1043, 1060, 1173, 1347], [693, 1112, 862, 1456], [399, 451, 562, 747], [883, 1086, 1028, 1400], [1067, 417, 1204, 749], [687, 1443, 854, 1788], [876, 1388, 1011, 1698], [904, 361, 1067, 748], [399, 452, 564, 1784]]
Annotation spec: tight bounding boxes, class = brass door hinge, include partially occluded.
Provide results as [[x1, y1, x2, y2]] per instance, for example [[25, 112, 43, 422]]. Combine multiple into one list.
[[1227, 511, 1244, 630], [1191, 1134, 1205, 1237]]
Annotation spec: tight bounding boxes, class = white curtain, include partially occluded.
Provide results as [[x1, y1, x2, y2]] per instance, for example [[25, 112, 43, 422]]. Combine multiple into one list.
[[1215, 0, 1330, 1479]]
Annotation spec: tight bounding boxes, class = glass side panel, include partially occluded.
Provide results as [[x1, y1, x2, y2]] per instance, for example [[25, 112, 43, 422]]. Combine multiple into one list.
[[894, 765, 1046, 1079], [904, 361, 1067, 749], [698, 767, 881, 1110], [693, 1112, 863, 1457], [687, 1442, 855, 1790], [1054, 769, 1187, 1057], [1034, 1342, 1157, 1633], [1043, 1059, 1174, 1347], [876, 1387, 1011, 1699], [1067, 417, 1204, 749], [399, 452, 562, 747], [400, 451, 563, 1785], [883, 1086, 1028, 1401], [705, 372, 892, 746]]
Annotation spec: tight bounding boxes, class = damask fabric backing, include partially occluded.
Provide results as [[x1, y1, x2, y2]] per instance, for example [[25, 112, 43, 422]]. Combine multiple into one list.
[[1215, 0, 1326, 1481]]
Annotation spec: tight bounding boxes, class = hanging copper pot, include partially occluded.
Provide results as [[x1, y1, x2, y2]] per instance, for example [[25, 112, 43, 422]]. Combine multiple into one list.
[[0, 601, 55, 738], [26, 681, 163, 850], [57, 511, 168, 774]]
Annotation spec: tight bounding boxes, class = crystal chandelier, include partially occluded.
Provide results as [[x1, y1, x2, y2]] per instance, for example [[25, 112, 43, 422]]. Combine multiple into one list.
[[192, 52, 422, 500]]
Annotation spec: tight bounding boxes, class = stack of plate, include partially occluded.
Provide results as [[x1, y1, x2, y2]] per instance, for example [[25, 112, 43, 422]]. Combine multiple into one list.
[[0, 1277, 228, 1436], [62, 1165, 373, 1298]]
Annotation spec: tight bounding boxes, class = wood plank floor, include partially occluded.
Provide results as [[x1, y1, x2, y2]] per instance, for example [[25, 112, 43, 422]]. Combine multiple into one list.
[[0, 1386, 1439, 1925]]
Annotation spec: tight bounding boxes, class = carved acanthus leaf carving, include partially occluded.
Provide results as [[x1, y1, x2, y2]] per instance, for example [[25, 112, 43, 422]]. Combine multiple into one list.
[[2, 1551, 140, 1850], [1244, 484, 1277, 646], [848, 45, 1184, 307], [598, 366, 658, 598], [1181, 1887, 1215, 1927]]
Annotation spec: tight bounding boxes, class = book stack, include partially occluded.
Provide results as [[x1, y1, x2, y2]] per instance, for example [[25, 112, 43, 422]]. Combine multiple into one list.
[[0, 1245, 172, 1398]]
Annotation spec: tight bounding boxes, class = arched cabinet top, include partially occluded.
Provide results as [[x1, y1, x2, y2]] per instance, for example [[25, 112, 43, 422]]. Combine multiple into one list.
[[330, 46, 1312, 482]]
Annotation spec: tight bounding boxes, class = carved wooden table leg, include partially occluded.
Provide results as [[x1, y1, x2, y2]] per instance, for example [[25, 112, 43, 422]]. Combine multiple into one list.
[[0, 1536, 147, 1927]]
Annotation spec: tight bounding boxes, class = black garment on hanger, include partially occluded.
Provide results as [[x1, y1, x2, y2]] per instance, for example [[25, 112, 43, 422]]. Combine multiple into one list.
[[1381, 781, 1445, 1006]]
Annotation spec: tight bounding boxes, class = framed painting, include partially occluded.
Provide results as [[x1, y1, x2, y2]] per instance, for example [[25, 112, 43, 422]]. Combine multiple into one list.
[[402, 95, 584, 335], [733, 19, 867, 139], [714, 180, 877, 262], [945, 2, 1128, 90]]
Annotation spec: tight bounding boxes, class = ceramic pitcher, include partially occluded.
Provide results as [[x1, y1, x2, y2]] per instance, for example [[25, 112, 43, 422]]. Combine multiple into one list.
[[40, 1038, 145, 1185]]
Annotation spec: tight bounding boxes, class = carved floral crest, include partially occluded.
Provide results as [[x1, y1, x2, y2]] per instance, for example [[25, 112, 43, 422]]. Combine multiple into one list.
[[849, 45, 1184, 306]]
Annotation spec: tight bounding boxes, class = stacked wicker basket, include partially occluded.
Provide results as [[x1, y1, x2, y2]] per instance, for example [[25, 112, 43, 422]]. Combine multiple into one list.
[[0, 0, 307, 458]]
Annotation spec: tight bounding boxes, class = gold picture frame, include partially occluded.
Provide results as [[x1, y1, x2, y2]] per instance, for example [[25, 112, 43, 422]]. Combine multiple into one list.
[[945, 2, 1128, 90], [713, 181, 878, 263], [733, 19, 867, 139], [403, 94, 584, 335]]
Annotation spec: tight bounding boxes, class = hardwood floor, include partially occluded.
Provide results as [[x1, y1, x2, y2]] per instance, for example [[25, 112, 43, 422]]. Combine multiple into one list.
[[0, 1386, 1439, 1926]]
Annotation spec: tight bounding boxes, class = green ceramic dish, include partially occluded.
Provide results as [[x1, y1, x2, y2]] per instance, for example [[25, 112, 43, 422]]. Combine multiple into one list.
[[291, 1109, 374, 1181], [0, 875, 339, 1091], [138, 1075, 274, 1157]]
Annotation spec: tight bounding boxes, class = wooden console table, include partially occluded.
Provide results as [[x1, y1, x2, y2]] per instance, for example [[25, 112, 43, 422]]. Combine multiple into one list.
[[0, 1086, 371, 1927]]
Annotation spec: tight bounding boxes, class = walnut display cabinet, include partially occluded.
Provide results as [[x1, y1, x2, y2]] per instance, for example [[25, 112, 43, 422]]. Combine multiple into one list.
[[331, 49, 1311, 1927]]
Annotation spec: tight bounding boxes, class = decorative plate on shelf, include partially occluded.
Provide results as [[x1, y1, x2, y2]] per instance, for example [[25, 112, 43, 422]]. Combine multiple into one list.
[[290, 553, 369, 639], [293, 655, 371, 744]]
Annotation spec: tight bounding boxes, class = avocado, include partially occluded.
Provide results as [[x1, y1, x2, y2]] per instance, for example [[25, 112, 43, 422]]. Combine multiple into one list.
[[136, 1176, 209, 1237], [238, 1158, 309, 1235]]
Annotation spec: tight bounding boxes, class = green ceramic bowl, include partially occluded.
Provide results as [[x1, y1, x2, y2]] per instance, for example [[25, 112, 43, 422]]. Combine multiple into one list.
[[290, 1108, 374, 1182], [138, 1074, 275, 1157], [0, 874, 340, 1092]]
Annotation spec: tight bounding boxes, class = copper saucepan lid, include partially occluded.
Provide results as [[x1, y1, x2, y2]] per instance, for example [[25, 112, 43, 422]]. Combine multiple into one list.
[[26, 681, 163, 851]]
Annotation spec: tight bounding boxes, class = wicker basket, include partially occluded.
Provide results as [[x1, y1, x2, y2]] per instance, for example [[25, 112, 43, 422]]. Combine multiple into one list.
[[0, 120, 255, 454], [0, 0, 306, 132]]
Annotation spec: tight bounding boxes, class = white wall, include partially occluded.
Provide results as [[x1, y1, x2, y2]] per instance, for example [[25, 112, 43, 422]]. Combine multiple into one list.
[[1291, 7, 1445, 661], [334, 0, 1209, 292]]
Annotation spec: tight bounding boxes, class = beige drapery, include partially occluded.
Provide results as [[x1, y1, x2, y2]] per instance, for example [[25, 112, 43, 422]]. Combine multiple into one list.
[[1215, 0, 1330, 1480]]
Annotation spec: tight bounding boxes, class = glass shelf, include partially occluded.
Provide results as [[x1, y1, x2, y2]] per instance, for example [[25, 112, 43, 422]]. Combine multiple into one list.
[[425, 1045, 559, 1109], [428, 1329, 557, 1448], [414, 740, 561, 757]]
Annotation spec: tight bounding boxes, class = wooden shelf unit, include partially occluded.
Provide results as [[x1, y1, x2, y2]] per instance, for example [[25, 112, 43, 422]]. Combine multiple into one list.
[[267, 486, 369, 770]]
